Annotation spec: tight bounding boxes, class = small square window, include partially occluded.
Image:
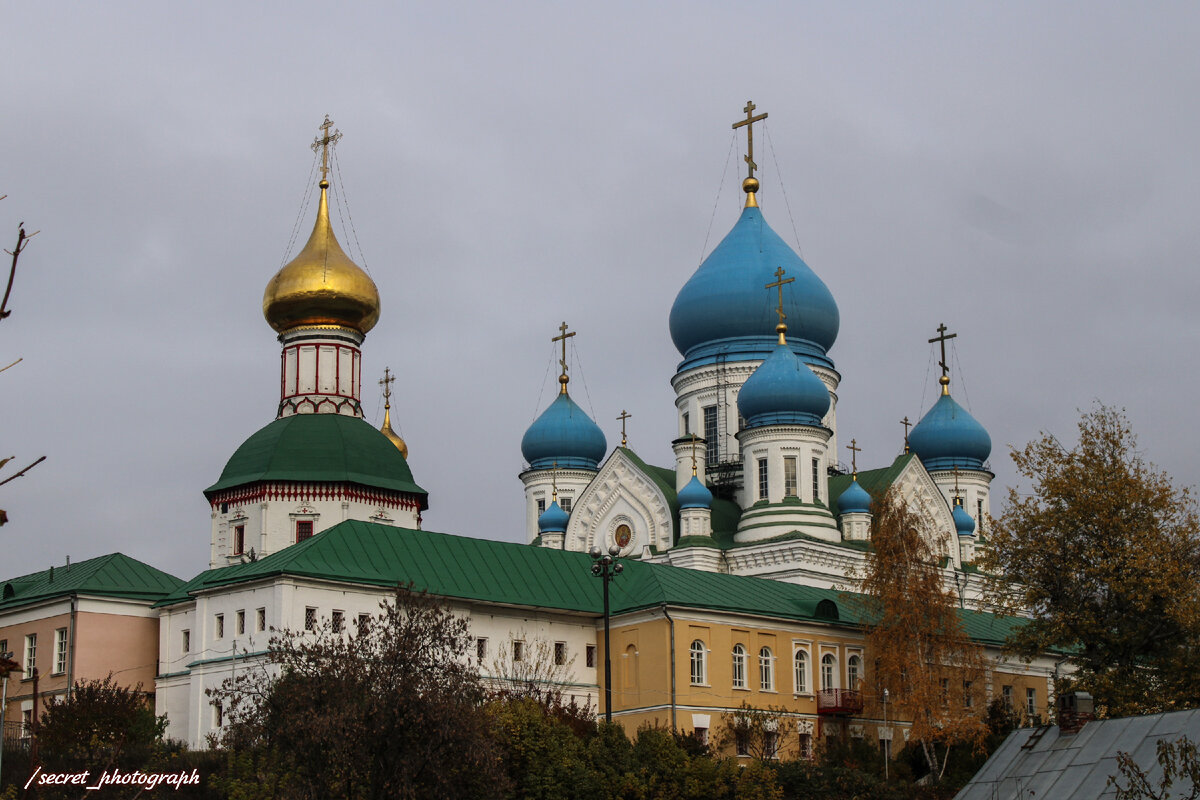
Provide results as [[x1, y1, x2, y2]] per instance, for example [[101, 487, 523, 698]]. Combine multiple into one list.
[[513, 640, 525, 662], [560, 497, 572, 513], [215, 615, 224, 639], [477, 637, 489, 662], [256, 608, 266, 632], [554, 642, 567, 666], [182, 630, 191, 654], [296, 520, 314, 542], [332, 611, 344, 634], [304, 607, 317, 632], [236, 610, 245, 636], [586, 644, 596, 668]]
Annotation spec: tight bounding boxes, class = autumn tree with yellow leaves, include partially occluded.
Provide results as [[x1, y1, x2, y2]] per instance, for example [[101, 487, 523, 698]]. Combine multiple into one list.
[[862, 489, 988, 782], [983, 406, 1200, 717]]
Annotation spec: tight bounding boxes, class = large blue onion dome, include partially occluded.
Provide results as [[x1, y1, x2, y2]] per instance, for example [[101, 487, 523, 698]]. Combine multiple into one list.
[[678, 474, 714, 510], [669, 205, 839, 371], [736, 340, 830, 428], [538, 499, 570, 534], [908, 380, 991, 471], [521, 393, 607, 470], [953, 501, 976, 536], [837, 479, 872, 514]]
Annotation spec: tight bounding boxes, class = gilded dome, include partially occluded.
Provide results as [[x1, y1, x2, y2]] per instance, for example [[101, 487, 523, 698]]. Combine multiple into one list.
[[380, 404, 409, 460], [263, 180, 381, 334]]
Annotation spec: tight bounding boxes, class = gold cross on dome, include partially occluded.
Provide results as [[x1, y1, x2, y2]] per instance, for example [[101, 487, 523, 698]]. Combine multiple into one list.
[[616, 410, 632, 448], [690, 433, 699, 476], [311, 115, 343, 182], [552, 321, 576, 393], [731, 100, 768, 179], [378, 367, 395, 404], [928, 323, 958, 380], [765, 266, 795, 328], [900, 416, 912, 453], [847, 438, 861, 475]]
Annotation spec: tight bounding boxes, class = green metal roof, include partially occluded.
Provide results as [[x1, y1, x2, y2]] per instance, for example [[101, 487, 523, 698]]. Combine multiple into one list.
[[205, 414, 427, 505], [0, 553, 183, 611], [157, 520, 1024, 645], [827, 453, 916, 511]]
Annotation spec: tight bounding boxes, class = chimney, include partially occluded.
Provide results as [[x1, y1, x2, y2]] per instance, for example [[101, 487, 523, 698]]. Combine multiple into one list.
[[1057, 690, 1094, 735]]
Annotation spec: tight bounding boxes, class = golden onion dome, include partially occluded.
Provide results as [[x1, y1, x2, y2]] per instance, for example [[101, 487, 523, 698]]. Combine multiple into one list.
[[263, 180, 380, 334], [380, 404, 409, 459]]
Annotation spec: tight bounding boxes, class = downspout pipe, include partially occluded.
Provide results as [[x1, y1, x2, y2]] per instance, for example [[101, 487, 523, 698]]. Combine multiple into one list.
[[67, 593, 77, 701], [661, 603, 676, 733]]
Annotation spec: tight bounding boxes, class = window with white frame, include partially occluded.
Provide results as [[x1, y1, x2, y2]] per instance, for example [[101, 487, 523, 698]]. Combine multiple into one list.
[[512, 640, 525, 662], [731, 644, 747, 689], [215, 614, 224, 639], [560, 497, 572, 513], [758, 458, 768, 500], [764, 729, 779, 759], [358, 613, 370, 632], [682, 411, 690, 436], [536, 498, 546, 515], [236, 609, 245, 636], [820, 653, 836, 691], [1002, 684, 1014, 707], [476, 637, 488, 662], [304, 607, 316, 632], [54, 628, 67, 674], [689, 640, 707, 685], [759, 647, 774, 691], [798, 732, 813, 759], [256, 608, 266, 632], [554, 642, 567, 666], [332, 610, 344, 634], [703, 406, 718, 464], [783, 457, 797, 497], [1026, 687, 1037, 720], [847, 655, 861, 691], [182, 630, 190, 654], [232, 524, 245, 556], [794, 650, 808, 693], [812, 457, 821, 502]]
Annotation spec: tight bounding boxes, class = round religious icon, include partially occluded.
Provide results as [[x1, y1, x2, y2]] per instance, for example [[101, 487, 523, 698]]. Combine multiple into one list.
[[614, 524, 632, 549]]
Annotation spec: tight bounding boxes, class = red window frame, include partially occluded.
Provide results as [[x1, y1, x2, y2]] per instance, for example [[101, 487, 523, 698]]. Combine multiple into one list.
[[296, 520, 314, 542]]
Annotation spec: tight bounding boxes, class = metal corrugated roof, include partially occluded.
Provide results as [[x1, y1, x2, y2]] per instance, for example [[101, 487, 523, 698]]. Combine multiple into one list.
[[956, 708, 1200, 800], [0, 553, 183, 610]]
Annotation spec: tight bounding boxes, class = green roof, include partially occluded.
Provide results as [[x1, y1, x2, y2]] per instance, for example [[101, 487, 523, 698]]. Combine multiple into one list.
[[157, 520, 1024, 645], [828, 453, 916, 511], [0, 553, 183, 611], [206, 415, 427, 505]]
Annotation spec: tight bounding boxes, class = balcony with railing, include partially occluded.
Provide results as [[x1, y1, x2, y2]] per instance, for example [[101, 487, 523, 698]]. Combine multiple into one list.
[[817, 688, 863, 715]]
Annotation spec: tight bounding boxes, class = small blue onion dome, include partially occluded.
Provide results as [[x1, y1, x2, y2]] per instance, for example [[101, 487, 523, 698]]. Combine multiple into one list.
[[737, 342, 830, 428], [538, 500, 570, 534], [837, 479, 872, 515], [953, 501, 976, 536], [678, 474, 714, 510], [908, 389, 991, 471], [521, 393, 607, 470], [669, 206, 839, 371]]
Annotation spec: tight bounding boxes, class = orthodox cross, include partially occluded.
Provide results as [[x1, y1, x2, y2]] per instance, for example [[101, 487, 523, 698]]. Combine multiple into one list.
[[616, 410, 632, 448], [900, 416, 912, 453], [311, 115, 342, 182], [690, 433, 699, 475], [953, 466, 961, 501], [928, 323, 957, 380], [552, 321, 576, 393], [551, 460, 559, 502], [847, 438, 861, 476], [378, 367, 395, 407], [731, 100, 768, 179], [765, 267, 794, 328]]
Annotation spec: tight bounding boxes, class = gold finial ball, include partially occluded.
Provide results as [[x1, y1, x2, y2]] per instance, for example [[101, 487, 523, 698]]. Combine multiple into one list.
[[559, 374, 570, 386], [319, 179, 329, 189], [940, 375, 950, 387], [743, 177, 760, 194], [776, 323, 787, 335]]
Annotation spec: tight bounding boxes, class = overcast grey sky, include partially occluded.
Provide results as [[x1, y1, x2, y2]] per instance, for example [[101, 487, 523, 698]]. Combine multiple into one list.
[[3, 2, 1198, 580]]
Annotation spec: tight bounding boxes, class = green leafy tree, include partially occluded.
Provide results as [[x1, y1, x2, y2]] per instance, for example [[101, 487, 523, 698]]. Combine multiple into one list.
[[983, 406, 1200, 716], [862, 489, 988, 781], [717, 702, 796, 763], [208, 585, 506, 800]]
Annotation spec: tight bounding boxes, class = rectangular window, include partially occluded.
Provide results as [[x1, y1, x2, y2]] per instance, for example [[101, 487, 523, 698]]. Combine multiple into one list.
[[1026, 688, 1037, 720], [560, 497, 572, 513], [554, 641, 567, 666], [799, 732, 813, 759], [182, 630, 191, 654], [735, 730, 749, 757], [703, 406, 719, 464], [236, 609, 245, 636], [940, 677, 950, 706], [695, 726, 708, 746], [764, 730, 779, 759], [783, 457, 797, 497], [215, 615, 224, 639], [758, 458, 769, 500], [232, 524, 245, 555], [332, 610, 344, 634], [358, 613, 370, 632], [477, 637, 489, 662], [513, 640, 525, 662], [213, 703, 223, 728], [964, 680, 974, 708], [1002, 684, 1014, 707], [812, 458, 821, 502], [304, 607, 317, 632], [256, 608, 266, 632], [22, 709, 32, 737], [54, 628, 68, 674], [296, 520, 314, 542], [586, 644, 596, 668], [977, 499, 985, 532], [536, 498, 546, 515], [0, 639, 6, 659], [682, 412, 690, 435], [23, 634, 36, 678]]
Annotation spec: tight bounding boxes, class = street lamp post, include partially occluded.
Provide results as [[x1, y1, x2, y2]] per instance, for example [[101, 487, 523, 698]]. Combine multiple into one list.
[[589, 544, 623, 724]]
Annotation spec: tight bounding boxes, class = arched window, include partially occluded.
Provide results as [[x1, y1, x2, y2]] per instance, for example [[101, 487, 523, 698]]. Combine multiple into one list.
[[847, 655, 861, 691], [689, 640, 707, 686], [759, 647, 774, 691], [794, 650, 808, 693], [731, 644, 747, 689], [821, 653, 837, 691]]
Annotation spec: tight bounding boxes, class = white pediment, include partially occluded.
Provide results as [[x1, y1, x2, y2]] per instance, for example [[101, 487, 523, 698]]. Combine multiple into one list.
[[565, 450, 674, 556]]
